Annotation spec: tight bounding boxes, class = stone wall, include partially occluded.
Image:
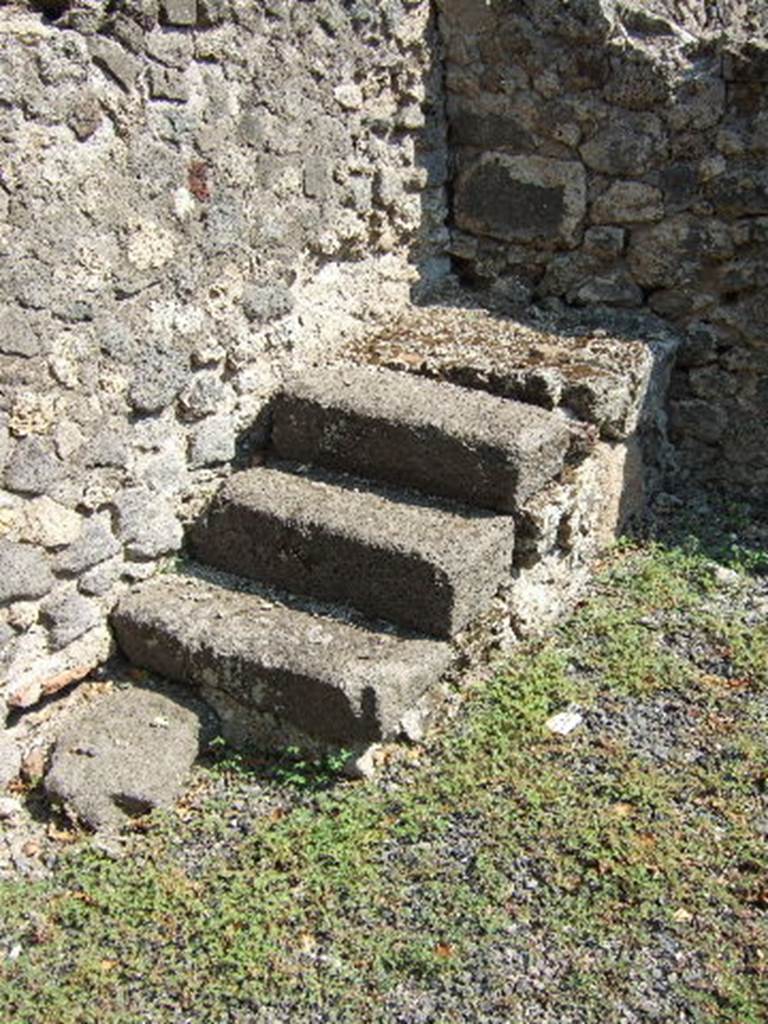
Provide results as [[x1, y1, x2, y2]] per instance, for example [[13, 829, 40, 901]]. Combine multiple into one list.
[[438, 0, 768, 501], [0, 0, 449, 716]]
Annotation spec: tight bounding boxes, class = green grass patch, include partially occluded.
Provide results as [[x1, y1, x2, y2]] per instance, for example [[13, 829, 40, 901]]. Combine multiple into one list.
[[1, 506, 767, 1023]]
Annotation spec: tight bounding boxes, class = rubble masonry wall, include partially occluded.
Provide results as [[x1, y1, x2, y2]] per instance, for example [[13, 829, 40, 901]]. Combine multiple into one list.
[[0, 0, 449, 715], [439, 0, 768, 501]]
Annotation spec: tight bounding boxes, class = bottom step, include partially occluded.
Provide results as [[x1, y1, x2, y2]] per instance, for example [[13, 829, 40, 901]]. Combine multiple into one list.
[[112, 574, 453, 750]]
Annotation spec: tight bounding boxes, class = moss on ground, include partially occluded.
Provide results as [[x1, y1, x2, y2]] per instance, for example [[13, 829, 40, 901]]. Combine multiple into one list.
[[1, 496, 766, 1023]]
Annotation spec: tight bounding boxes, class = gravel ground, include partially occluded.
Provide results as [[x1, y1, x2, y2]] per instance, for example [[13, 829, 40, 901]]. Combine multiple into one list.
[[1, 487, 766, 1023]]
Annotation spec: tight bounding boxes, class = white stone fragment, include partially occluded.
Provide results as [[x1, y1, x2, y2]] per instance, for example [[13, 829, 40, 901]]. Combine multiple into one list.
[[546, 709, 583, 736], [714, 565, 741, 587], [0, 796, 22, 820], [343, 744, 382, 780]]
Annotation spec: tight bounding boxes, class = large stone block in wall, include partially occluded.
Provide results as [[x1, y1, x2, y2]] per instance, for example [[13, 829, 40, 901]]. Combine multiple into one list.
[[627, 215, 735, 290], [448, 100, 534, 152], [455, 154, 586, 247]]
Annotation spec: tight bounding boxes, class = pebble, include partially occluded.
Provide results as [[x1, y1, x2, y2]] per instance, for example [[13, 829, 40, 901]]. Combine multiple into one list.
[[0, 736, 21, 789], [0, 797, 22, 820], [344, 744, 382, 780], [713, 566, 741, 587], [546, 710, 583, 735]]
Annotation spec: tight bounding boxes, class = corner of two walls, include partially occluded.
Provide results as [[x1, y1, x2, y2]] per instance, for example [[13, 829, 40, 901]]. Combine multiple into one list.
[[4, 0, 766, 720], [0, 0, 450, 718], [437, 0, 768, 505]]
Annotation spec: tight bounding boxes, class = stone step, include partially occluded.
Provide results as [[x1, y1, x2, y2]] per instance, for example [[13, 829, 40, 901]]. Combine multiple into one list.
[[112, 574, 453, 748], [188, 463, 514, 639], [271, 364, 572, 512], [349, 301, 679, 442]]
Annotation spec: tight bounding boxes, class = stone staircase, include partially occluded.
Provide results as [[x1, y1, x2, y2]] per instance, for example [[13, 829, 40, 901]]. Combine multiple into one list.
[[112, 364, 579, 753], [112, 305, 679, 756]]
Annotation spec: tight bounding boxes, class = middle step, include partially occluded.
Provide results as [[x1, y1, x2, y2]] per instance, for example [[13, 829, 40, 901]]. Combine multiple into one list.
[[189, 464, 515, 639]]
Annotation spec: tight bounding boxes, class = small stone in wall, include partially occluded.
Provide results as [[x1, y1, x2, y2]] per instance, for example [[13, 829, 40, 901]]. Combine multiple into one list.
[[67, 92, 102, 142], [125, 220, 176, 273], [114, 488, 183, 559], [188, 414, 236, 468], [78, 557, 123, 598], [0, 306, 41, 359], [723, 40, 768, 84], [8, 602, 39, 632], [129, 343, 190, 415], [146, 30, 195, 69], [197, 0, 227, 26], [580, 125, 658, 177], [162, 0, 198, 27], [9, 392, 56, 438], [149, 66, 189, 103], [334, 83, 363, 111], [628, 215, 734, 290], [85, 424, 130, 471], [591, 181, 664, 224], [40, 591, 100, 651], [569, 273, 644, 309], [5, 436, 63, 495], [0, 415, 9, 476], [583, 226, 626, 258], [178, 374, 227, 420], [18, 497, 81, 549], [303, 157, 332, 200], [140, 444, 189, 495], [676, 325, 718, 368], [88, 37, 139, 94], [0, 797, 21, 820], [708, 168, 768, 218], [0, 541, 54, 603], [604, 56, 672, 112], [56, 516, 121, 576], [241, 283, 295, 324], [669, 399, 727, 446], [53, 419, 83, 460], [7, 627, 111, 711], [0, 617, 15, 652], [20, 746, 47, 783]]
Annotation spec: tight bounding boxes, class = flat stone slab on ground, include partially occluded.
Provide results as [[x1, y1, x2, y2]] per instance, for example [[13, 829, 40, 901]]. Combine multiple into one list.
[[44, 684, 217, 831]]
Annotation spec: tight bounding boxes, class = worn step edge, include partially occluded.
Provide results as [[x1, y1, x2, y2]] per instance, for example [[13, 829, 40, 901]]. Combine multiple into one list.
[[271, 363, 573, 511], [188, 463, 515, 639], [112, 573, 454, 749]]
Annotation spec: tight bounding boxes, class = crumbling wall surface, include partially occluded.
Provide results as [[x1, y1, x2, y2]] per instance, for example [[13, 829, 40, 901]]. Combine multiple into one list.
[[438, 0, 768, 500], [0, 0, 449, 716]]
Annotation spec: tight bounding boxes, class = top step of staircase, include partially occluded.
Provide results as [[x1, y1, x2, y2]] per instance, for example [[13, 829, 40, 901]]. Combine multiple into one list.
[[346, 298, 680, 441], [272, 365, 573, 513]]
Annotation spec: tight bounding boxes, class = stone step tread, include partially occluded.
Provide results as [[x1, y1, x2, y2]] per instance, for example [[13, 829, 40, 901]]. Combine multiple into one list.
[[189, 463, 515, 638], [271, 363, 572, 511], [347, 301, 679, 440], [112, 574, 453, 746]]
